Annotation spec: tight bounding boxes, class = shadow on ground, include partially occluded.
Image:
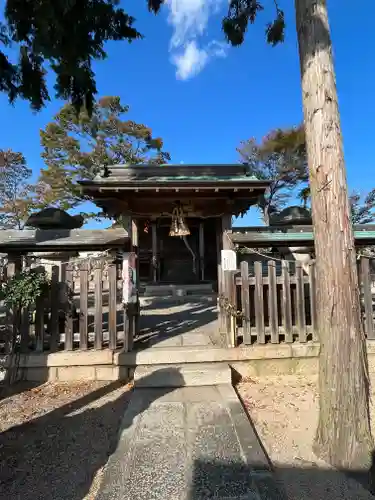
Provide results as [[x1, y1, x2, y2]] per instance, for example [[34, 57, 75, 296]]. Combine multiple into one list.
[[189, 459, 375, 499], [2, 369, 374, 500], [0, 369, 182, 500], [135, 300, 219, 349]]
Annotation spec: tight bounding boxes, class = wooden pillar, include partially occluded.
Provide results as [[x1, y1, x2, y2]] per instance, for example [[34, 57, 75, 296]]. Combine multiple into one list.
[[219, 214, 235, 346], [6, 254, 22, 355], [132, 219, 140, 337], [221, 214, 233, 251], [199, 221, 205, 281], [151, 222, 158, 283]]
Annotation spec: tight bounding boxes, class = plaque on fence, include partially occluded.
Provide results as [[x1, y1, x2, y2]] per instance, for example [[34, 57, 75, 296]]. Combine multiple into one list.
[[122, 252, 137, 304], [221, 249, 237, 271]]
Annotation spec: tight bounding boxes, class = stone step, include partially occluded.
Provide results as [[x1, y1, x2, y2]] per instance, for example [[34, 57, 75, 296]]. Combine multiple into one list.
[[142, 283, 214, 297], [134, 362, 232, 388], [139, 293, 216, 307]]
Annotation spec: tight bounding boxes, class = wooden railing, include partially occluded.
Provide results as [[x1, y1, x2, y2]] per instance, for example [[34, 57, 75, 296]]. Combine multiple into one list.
[[0, 257, 137, 354], [218, 257, 375, 346]]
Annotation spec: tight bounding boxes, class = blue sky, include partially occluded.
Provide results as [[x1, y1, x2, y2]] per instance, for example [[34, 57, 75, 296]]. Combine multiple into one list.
[[1, 0, 374, 228]]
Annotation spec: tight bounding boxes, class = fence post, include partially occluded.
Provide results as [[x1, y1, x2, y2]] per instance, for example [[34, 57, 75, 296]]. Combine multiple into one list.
[[79, 261, 89, 350], [268, 261, 279, 343], [309, 261, 318, 341], [281, 261, 293, 343], [223, 270, 233, 347], [94, 261, 104, 350], [63, 263, 74, 351], [254, 261, 265, 344], [49, 266, 60, 352], [361, 257, 374, 339], [108, 258, 118, 350], [217, 264, 224, 333], [121, 303, 134, 354], [229, 270, 237, 347], [35, 295, 45, 352], [295, 261, 306, 343], [240, 261, 251, 345]]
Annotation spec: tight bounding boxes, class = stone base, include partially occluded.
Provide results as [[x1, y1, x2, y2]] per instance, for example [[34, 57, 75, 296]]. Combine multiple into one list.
[[134, 363, 232, 387], [8, 340, 375, 382]]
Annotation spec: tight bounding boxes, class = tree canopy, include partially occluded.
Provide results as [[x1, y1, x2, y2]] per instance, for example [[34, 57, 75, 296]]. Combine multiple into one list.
[[1, 0, 142, 112], [0, 0, 286, 112], [0, 149, 35, 229], [37, 96, 170, 217], [299, 186, 375, 225], [238, 125, 308, 223]]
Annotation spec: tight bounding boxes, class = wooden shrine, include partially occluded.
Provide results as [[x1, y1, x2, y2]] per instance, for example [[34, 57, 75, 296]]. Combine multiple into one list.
[[80, 164, 270, 286]]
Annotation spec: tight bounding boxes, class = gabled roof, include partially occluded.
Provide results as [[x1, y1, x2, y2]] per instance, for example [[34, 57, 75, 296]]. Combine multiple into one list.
[[79, 164, 270, 190]]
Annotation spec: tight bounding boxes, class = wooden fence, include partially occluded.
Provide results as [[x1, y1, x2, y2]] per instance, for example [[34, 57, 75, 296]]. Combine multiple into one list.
[[218, 257, 375, 346], [0, 256, 137, 354]]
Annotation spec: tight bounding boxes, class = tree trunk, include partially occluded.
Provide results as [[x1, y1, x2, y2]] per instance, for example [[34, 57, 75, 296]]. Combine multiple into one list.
[[295, 0, 373, 468]]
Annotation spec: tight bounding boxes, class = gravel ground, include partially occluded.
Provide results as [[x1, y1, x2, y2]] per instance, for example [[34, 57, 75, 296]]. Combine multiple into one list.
[[237, 375, 375, 500], [0, 381, 132, 500]]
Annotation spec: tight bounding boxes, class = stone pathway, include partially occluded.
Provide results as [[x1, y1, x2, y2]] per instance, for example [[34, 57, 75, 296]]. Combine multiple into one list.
[[135, 298, 224, 349], [96, 383, 285, 500]]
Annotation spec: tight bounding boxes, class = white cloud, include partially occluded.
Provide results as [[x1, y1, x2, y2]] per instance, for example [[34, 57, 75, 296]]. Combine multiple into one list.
[[173, 40, 227, 80], [166, 0, 227, 80]]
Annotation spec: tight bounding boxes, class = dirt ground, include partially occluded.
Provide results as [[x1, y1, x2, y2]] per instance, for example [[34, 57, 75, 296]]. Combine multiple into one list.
[[237, 375, 375, 500], [0, 380, 132, 500], [3, 376, 375, 500]]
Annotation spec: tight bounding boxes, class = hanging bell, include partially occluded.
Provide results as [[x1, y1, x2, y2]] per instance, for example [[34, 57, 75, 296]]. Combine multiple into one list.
[[169, 206, 190, 237], [169, 207, 179, 236], [177, 214, 190, 236]]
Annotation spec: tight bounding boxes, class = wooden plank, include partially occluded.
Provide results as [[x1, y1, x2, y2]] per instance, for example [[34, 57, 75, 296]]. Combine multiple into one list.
[[122, 303, 135, 353], [217, 264, 224, 333], [35, 295, 45, 352], [20, 306, 30, 352], [268, 261, 279, 343], [309, 261, 318, 341], [123, 305, 130, 353], [254, 261, 265, 344], [94, 262, 104, 350], [64, 264, 74, 351], [224, 270, 233, 347], [235, 275, 310, 286], [129, 303, 136, 352], [282, 261, 293, 343], [295, 261, 306, 342], [361, 257, 374, 339], [49, 266, 60, 352], [79, 261, 89, 350], [229, 270, 237, 347], [108, 260, 118, 350], [240, 261, 251, 345]]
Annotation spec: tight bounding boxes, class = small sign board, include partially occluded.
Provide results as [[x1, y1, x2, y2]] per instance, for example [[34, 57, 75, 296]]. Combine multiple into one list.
[[221, 249, 237, 272]]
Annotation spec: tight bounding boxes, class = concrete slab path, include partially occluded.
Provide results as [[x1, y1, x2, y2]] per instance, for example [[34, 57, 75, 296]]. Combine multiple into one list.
[[96, 382, 285, 500]]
